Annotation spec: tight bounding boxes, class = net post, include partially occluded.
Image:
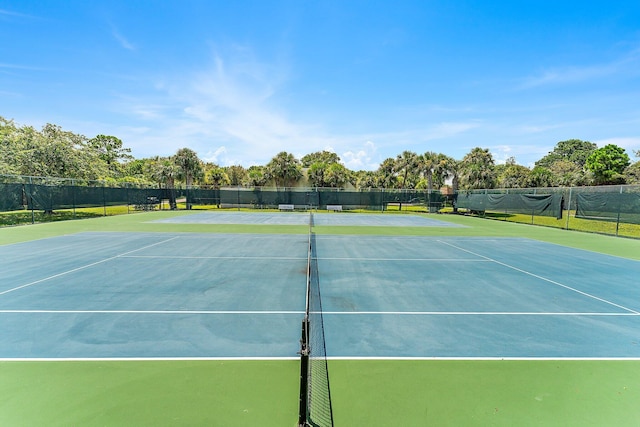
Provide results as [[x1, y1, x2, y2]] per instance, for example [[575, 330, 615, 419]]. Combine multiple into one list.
[[298, 317, 310, 427]]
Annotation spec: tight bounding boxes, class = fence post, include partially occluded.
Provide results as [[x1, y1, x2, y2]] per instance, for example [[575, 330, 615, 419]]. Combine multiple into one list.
[[29, 176, 35, 224], [615, 185, 623, 236], [71, 179, 77, 219], [565, 187, 572, 230], [102, 185, 107, 216]]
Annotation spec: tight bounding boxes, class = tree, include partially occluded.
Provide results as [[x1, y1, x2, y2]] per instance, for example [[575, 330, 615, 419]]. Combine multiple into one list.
[[527, 166, 554, 188], [496, 158, 531, 188], [149, 156, 179, 209], [395, 151, 419, 189], [323, 163, 350, 188], [585, 144, 630, 185], [21, 123, 107, 180], [174, 148, 203, 187], [245, 166, 268, 187], [623, 161, 640, 184], [88, 134, 133, 176], [0, 117, 21, 175], [547, 160, 591, 186], [225, 165, 247, 186], [536, 139, 597, 169], [206, 166, 230, 188], [307, 161, 327, 187], [265, 151, 302, 187], [459, 147, 496, 190], [300, 151, 340, 167], [355, 170, 378, 189], [376, 157, 397, 189], [419, 151, 449, 191]]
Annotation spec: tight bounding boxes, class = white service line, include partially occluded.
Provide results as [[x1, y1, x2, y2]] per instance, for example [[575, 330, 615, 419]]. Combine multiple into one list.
[[437, 239, 640, 315], [0, 357, 299, 362], [318, 311, 639, 316], [0, 236, 180, 297], [0, 310, 303, 314], [121, 255, 306, 260]]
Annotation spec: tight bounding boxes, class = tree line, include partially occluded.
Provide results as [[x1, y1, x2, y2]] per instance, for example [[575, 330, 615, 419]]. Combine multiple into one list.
[[1, 116, 639, 191]]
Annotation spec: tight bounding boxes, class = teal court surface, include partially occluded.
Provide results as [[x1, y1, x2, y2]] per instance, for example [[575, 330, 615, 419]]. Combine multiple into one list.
[[2, 227, 640, 360], [152, 211, 465, 227]]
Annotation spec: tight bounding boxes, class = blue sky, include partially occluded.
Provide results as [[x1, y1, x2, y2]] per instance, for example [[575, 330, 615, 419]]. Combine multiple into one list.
[[1, 1, 639, 170]]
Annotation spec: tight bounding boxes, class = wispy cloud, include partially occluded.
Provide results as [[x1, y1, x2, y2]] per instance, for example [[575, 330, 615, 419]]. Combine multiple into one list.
[[107, 20, 136, 51], [111, 26, 135, 51], [0, 62, 48, 71], [0, 8, 41, 20], [518, 45, 640, 89], [117, 45, 334, 164]]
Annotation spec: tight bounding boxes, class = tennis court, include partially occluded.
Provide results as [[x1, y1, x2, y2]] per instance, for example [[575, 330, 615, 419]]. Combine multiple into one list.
[[2, 232, 639, 359], [152, 211, 465, 227], [1, 211, 640, 426]]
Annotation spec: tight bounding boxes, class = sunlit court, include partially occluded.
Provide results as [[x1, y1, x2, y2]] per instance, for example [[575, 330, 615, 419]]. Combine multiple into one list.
[[2, 211, 640, 426]]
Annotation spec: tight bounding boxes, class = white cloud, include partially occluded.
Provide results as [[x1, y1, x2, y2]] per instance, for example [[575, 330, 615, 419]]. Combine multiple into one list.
[[341, 141, 379, 170], [593, 137, 640, 152], [202, 146, 227, 164]]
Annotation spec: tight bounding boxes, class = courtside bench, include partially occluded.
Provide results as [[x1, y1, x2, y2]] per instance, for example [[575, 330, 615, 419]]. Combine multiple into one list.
[[278, 204, 295, 211], [327, 205, 343, 212]]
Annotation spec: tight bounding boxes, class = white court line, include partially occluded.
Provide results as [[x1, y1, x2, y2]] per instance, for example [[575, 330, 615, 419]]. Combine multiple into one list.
[[0, 236, 180, 297], [2, 310, 635, 316], [0, 310, 303, 314], [2, 356, 638, 361], [0, 357, 299, 362], [318, 311, 640, 316], [326, 357, 640, 361], [437, 239, 640, 315], [316, 257, 490, 262], [121, 255, 306, 260]]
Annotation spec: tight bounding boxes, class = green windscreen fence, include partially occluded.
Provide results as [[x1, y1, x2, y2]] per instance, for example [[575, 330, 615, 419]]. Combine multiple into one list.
[[187, 187, 448, 211], [456, 191, 564, 219], [575, 190, 640, 225], [0, 183, 25, 212], [3, 175, 640, 228], [1, 180, 452, 213], [0, 182, 168, 213]]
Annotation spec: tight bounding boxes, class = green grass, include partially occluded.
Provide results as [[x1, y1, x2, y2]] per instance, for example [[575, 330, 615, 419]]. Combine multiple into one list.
[[2, 211, 640, 426], [330, 360, 640, 427], [0, 360, 299, 427], [481, 210, 640, 239]]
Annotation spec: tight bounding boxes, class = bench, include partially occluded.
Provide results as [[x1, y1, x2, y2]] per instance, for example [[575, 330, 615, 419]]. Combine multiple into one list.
[[134, 196, 160, 211], [278, 204, 295, 211], [327, 205, 343, 211]]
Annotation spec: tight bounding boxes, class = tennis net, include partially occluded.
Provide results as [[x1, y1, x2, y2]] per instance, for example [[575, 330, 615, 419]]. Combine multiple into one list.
[[298, 212, 334, 427]]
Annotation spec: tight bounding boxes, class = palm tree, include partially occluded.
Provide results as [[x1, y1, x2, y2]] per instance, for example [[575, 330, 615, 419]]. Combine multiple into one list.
[[395, 150, 419, 189], [324, 163, 350, 188], [376, 157, 397, 189], [174, 148, 203, 187], [174, 148, 203, 209], [419, 151, 440, 192], [459, 147, 496, 190], [265, 151, 302, 188], [150, 156, 179, 209], [307, 162, 327, 187]]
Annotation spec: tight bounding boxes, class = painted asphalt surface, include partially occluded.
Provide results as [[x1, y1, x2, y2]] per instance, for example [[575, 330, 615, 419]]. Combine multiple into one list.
[[1, 232, 639, 359], [152, 211, 465, 227]]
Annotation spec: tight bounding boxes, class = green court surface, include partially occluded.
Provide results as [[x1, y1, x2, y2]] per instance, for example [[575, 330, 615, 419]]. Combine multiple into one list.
[[1, 211, 640, 426]]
